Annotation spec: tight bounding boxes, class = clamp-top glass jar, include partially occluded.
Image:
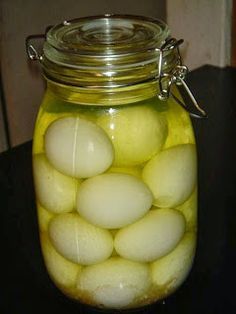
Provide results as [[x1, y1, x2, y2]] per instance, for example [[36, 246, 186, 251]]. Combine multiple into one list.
[[26, 15, 204, 310]]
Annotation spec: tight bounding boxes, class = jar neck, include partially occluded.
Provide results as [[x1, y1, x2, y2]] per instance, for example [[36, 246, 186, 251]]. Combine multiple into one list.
[[46, 78, 159, 106], [42, 44, 179, 89], [41, 15, 177, 89]]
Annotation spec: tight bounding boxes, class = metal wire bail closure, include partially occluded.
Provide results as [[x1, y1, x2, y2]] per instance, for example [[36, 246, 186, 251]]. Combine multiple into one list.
[[25, 25, 53, 61], [157, 37, 207, 119], [25, 26, 207, 119], [25, 34, 45, 61]]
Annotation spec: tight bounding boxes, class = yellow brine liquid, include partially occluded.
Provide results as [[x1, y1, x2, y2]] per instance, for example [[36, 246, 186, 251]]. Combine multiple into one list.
[[32, 85, 197, 310]]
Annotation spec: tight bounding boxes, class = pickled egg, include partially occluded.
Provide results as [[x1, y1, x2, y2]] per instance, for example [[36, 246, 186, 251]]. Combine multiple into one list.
[[97, 105, 167, 166], [49, 213, 113, 265], [176, 189, 197, 231], [77, 257, 151, 309], [163, 92, 195, 149], [40, 233, 81, 288], [151, 232, 196, 290], [76, 173, 153, 229], [37, 203, 54, 232], [44, 117, 114, 178], [33, 154, 78, 214], [114, 209, 185, 262], [142, 144, 197, 208]]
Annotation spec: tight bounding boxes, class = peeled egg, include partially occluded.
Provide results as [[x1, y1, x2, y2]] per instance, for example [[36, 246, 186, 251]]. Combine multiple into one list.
[[176, 189, 197, 231], [97, 105, 168, 166], [163, 88, 195, 149], [33, 154, 78, 214], [45, 117, 114, 178], [40, 233, 81, 288], [114, 209, 185, 262], [151, 232, 196, 290], [37, 203, 54, 232], [49, 213, 113, 265], [77, 257, 151, 309], [77, 173, 153, 229], [142, 144, 197, 208]]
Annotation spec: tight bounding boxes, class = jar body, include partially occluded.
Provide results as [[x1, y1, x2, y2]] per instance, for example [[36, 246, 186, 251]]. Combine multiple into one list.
[[32, 82, 197, 310]]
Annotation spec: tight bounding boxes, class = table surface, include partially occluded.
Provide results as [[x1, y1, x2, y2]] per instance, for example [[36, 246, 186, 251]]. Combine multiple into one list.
[[1, 65, 236, 314]]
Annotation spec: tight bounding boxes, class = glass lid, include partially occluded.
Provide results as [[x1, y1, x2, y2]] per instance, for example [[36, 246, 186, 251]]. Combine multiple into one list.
[[46, 14, 169, 58]]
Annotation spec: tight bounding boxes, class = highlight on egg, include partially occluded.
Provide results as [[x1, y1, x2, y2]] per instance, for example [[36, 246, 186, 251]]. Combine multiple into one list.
[[76, 173, 153, 229], [44, 117, 114, 178], [76, 257, 151, 309], [142, 144, 197, 208], [49, 213, 113, 265]]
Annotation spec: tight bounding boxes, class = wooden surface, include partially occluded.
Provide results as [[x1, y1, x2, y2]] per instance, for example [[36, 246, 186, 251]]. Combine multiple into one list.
[[0, 65, 236, 314]]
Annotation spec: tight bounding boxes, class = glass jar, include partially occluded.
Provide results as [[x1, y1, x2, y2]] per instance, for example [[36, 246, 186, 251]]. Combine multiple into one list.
[[27, 14, 202, 311]]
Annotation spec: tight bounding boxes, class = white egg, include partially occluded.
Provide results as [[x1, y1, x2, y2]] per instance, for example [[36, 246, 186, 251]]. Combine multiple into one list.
[[76, 173, 153, 229], [176, 189, 197, 231], [33, 154, 78, 214], [151, 232, 196, 290], [142, 144, 197, 208], [44, 117, 114, 178], [49, 213, 113, 265], [40, 233, 81, 288], [114, 209, 185, 262], [37, 203, 54, 232], [77, 257, 151, 309], [97, 105, 168, 166]]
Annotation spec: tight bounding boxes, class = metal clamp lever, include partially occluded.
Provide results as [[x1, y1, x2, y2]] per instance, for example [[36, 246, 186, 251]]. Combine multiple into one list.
[[171, 75, 207, 119], [157, 37, 207, 119], [25, 25, 53, 61], [25, 34, 45, 61]]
